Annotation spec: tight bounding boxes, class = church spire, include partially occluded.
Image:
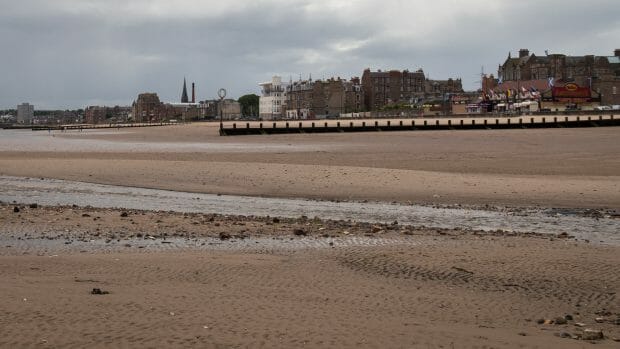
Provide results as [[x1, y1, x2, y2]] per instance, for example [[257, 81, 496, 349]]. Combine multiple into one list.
[[181, 78, 189, 103]]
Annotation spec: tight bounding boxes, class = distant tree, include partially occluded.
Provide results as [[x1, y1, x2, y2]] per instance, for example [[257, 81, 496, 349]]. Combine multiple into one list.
[[238, 94, 259, 117]]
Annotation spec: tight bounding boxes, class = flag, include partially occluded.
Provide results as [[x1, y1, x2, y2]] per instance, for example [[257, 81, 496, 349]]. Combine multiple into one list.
[[548, 77, 555, 87]]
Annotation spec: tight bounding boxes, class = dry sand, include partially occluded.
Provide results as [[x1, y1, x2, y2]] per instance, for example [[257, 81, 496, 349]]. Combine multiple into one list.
[[1, 204, 619, 348], [1, 122, 619, 208], [1, 124, 620, 348]]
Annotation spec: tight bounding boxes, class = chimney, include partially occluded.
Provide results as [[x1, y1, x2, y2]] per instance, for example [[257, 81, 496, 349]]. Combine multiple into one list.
[[519, 49, 529, 58], [191, 83, 195, 103], [615, 49, 620, 57]]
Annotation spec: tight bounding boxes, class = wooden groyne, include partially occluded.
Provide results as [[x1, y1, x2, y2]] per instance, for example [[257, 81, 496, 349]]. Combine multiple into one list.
[[1, 122, 180, 131], [220, 114, 618, 136]]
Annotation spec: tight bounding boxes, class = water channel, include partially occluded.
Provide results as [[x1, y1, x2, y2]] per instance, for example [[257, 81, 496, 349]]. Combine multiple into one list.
[[1, 176, 618, 245]]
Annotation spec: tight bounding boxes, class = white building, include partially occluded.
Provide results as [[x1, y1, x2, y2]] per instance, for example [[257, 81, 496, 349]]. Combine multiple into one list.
[[17, 103, 34, 124], [259, 76, 288, 120]]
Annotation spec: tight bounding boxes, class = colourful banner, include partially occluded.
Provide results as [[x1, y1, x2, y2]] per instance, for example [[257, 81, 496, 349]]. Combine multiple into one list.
[[552, 83, 591, 99]]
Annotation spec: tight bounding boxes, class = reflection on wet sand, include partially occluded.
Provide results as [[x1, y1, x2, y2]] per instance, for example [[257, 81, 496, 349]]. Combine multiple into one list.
[[1, 176, 618, 244]]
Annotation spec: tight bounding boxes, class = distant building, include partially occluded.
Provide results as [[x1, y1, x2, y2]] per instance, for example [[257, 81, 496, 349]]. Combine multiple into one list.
[[132, 93, 181, 122], [425, 78, 465, 100], [220, 99, 242, 120], [285, 76, 363, 119], [108, 106, 132, 123], [361, 69, 463, 111], [497, 49, 620, 105], [84, 106, 107, 124], [17, 103, 34, 124], [362, 69, 425, 111], [168, 103, 201, 121], [285, 77, 314, 119], [324, 77, 363, 116], [197, 99, 241, 120], [259, 76, 288, 119], [133, 82, 210, 122], [84, 106, 131, 124], [0, 114, 15, 123], [133, 93, 163, 122], [199, 100, 219, 118]]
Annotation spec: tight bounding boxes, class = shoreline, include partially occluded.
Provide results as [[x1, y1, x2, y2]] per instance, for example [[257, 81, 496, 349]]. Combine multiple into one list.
[[2, 176, 619, 245], [5, 173, 620, 214]]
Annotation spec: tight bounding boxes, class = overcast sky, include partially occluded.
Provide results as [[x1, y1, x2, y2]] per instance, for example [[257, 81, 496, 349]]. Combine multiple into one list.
[[1, 0, 619, 109]]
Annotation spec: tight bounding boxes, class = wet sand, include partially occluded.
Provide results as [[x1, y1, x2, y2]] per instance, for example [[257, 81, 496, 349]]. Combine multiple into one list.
[[1, 204, 619, 348], [2, 176, 619, 244], [1, 123, 619, 208]]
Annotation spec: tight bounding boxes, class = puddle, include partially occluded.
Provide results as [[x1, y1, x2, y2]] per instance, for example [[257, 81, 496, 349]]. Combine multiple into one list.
[[1, 176, 618, 245]]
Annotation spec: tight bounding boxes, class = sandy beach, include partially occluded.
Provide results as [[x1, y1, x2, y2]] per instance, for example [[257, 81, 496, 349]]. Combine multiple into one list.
[[1, 123, 619, 348], [1, 203, 619, 348], [0, 122, 619, 208]]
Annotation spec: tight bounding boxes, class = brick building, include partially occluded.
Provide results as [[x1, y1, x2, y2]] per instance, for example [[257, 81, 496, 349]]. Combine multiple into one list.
[[425, 78, 464, 100], [286, 78, 313, 119], [131, 93, 180, 122], [84, 106, 131, 124], [285, 77, 362, 119], [361, 69, 463, 110], [327, 77, 363, 116], [84, 106, 107, 124], [498, 49, 620, 105]]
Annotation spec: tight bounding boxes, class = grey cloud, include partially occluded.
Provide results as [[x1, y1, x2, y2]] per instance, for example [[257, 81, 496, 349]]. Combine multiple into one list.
[[0, 0, 619, 109]]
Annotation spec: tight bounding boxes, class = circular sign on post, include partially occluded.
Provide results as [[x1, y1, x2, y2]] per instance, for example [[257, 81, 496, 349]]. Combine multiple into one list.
[[218, 88, 227, 133]]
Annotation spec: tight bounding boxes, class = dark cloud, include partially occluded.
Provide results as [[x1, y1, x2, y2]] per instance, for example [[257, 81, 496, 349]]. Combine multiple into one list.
[[1, 0, 619, 109]]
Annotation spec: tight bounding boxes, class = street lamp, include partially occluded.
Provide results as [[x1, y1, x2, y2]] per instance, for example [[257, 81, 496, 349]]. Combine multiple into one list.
[[218, 88, 227, 134]]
